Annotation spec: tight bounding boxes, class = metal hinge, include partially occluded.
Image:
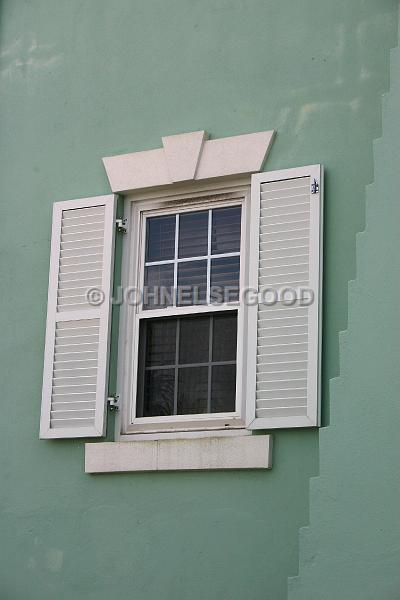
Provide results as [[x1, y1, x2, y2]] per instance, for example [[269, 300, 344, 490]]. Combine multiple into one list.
[[116, 218, 127, 234], [311, 179, 319, 194], [107, 394, 120, 411]]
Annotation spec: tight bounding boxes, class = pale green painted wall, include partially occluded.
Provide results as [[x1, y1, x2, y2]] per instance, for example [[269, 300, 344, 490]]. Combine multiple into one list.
[[289, 9, 400, 600], [0, 1, 397, 599]]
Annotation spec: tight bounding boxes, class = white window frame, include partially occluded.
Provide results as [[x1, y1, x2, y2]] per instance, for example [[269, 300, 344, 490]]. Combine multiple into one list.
[[116, 178, 251, 439]]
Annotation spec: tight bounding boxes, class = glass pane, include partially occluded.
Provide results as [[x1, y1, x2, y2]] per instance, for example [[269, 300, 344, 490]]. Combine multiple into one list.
[[143, 318, 176, 367], [210, 256, 240, 303], [179, 315, 210, 364], [139, 369, 175, 417], [211, 206, 241, 254], [146, 215, 176, 262], [178, 211, 208, 258], [136, 313, 238, 418], [211, 365, 236, 412], [212, 312, 238, 362], [177, 367, 208, 414], [144, 264, 174, 309], [177, 260, 207, 305]]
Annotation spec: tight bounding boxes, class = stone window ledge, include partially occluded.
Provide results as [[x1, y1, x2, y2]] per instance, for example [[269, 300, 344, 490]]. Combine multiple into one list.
[[85, 434, 272, 473]]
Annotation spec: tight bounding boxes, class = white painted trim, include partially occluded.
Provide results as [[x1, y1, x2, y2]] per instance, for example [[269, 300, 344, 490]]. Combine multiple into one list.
[[130, 192, 247, 432], [123, 175, 251, 203], [245, 174, 261, 427], [114, 181, 251, 438], [103, 130, 275, 193], [40, 194, 116, 439], [85, 434, 272, 473], [136, 303, 239, 320], [246, 165, 323, 430]]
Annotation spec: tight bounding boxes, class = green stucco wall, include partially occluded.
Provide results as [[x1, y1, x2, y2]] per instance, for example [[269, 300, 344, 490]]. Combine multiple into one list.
[[289, 9, 400, 600], [0, 1, 398, 599]]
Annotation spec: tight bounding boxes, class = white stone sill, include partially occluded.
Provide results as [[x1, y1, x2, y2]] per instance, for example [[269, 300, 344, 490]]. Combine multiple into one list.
[[85, 434, 272, 473]]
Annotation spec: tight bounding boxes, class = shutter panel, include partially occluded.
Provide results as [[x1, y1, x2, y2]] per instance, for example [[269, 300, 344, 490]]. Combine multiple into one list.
[[40, 195, 116, 439], [247, 165, 323, 429]]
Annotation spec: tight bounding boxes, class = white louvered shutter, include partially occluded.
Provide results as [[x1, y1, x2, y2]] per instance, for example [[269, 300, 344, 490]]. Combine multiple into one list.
[[247, 165, 323, 429], [40, 195, 116, 439]]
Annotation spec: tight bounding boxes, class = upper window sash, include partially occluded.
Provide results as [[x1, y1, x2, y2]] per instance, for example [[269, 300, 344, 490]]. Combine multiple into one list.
[[137, 198, 245, 315]]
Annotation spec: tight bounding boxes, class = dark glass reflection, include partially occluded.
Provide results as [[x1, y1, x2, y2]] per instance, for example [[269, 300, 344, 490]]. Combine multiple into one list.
[[136, 312, 237, 417], [146, 215, 175, 262], [210, 256, 240, 303], [145, 318, 176, 366], [211, 365, 236, 413], [143, 264, 174, 309], [211, 206, 241, 254], [143, 369, 175, 416], [179, 315, 209, 364], [178, 211, 208, 258], [177, 260, 207, 305], [177, 367, 208, 414], [212, 313, 238, 362]]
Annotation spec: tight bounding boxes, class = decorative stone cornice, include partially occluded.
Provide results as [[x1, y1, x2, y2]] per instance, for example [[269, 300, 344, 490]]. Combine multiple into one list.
[[103, 129, 275, 193]]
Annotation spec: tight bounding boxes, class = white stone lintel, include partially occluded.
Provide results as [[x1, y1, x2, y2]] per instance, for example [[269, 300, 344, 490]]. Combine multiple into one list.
[[103, 130, 275, 193]]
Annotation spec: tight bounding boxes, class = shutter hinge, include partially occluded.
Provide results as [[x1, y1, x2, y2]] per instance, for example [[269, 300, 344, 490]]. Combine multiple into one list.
[[107, 394, 120, 411], [116, 218, 127, 234], [311, 179, 319, 194]]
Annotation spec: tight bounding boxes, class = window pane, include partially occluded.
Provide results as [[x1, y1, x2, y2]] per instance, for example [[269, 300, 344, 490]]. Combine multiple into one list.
[[146, 215, 175, 262], [178, 211, 208, 258], [179, 315, 209, 364], [136, 313, 238, 419], [144, 264, 174, 309], [212, 312, 238, 362], [177, 260, 207, 305], [211, 206, 241, 254], [210, 256, 240, 303], [177, 367, 208, 414], [140, 369, 175, 417], [211, 365, 236, 412], [143, 318, 176, 367]]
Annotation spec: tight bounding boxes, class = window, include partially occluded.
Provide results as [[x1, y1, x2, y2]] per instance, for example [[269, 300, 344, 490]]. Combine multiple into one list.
[[39, 147, 322, 451], [124, 193, 247, 434], [39, 130, 324, 476]]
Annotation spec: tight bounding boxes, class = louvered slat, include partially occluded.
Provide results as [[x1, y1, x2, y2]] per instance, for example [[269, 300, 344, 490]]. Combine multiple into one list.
[[257, 177, 311, 419], [57, 210, 105, 314], [247, 166, 322, 429], [40, 195, 116, 439]]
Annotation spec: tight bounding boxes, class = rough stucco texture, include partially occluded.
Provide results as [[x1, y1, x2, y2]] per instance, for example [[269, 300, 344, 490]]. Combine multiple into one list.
[[0, 1, 397, 599]]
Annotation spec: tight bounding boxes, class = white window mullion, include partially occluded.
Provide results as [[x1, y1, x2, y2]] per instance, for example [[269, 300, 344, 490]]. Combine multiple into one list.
[[173, 213, 179, 306], [145, 259, 175, 267], [206, 208, 212, 304], [173, 318, 180, 414], [137, 303, 239, 320], [207, 315, 213, 413]]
